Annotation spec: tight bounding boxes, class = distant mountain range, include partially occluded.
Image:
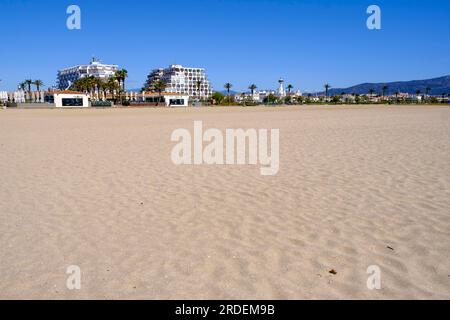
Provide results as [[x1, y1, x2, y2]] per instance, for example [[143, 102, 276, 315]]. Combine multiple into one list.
[[319, 75, 450, 96]]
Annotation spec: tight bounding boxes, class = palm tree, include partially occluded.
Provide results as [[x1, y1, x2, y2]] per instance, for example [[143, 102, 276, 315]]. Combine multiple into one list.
[[287, 84, 294, 94], [87, 76, 98, 94], [224, 83, 233, 103], [98, 79, 109, 100], [33, 80, 44, 92], [80, 78, 88, 92], [152, 80, 166, 106], [115, 69, 128, 91], [73, 77, 87, 92], [106, 77, 120, 101], [324, 83, 331, 99], [248, 84, 257, 95], [382, 85, 388, 97], [19, 82, 26, 91], [25, 79, 33, 92], [70, 78, 80, 91]]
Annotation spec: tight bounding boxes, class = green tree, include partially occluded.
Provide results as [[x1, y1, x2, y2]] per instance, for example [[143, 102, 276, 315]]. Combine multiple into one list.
[[382, 85, 388, 97], [98, 79, 109, 100], [152, 80, 166, 106], [212, 92, 225, 105], [224, 83, 233, 103], [71, 78, 86, 92], [25, 79, 33, 92], [72, 76, 98, 93], [248, 84, 257, 95], [429, 97, 438, 104], [295, 96, 304, 105], [263, 93, 278, 105], [87, 76, 98, 93], [107, 77, 120, 101], [33, 80, 44, 92], [70, 78, 81, 91], [284, 96, 292, 104], [331, 95, 341, 104], [115, 69, 128, 91], [287, 84, 294, 94]]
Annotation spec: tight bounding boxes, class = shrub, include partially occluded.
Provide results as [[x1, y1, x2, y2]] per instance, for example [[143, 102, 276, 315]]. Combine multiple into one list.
[[91, 101, 112, 107]]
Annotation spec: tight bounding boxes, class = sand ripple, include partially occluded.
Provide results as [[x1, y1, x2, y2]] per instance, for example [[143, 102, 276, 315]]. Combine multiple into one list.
[[0, 106, 449, 299]]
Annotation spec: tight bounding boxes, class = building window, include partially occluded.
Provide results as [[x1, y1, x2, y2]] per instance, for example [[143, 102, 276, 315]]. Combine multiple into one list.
[[169, 99, 184, 105], [62, 98, 83, 106]]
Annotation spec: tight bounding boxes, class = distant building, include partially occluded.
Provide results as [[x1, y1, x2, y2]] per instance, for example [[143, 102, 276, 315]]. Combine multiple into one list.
[[144, 64, 213, 100], [340, 94, 356, 103], [57, 58, 119, 90], [145, 68, 165, 86], [0, 91, 8, 103], [233, 77, 298, 103], [234, 90, 275, 103]]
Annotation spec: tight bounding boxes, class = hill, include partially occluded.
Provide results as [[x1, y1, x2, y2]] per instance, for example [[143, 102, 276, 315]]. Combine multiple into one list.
[[322, 75, 450, 96]]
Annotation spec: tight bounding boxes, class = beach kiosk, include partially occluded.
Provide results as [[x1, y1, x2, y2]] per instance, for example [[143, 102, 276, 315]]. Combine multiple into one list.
[[46, 91, 90, 108], [139, 92, 190, 107]]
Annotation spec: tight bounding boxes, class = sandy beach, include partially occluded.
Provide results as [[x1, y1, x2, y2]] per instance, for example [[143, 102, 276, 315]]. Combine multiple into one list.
[[0, 105, 449, 299]]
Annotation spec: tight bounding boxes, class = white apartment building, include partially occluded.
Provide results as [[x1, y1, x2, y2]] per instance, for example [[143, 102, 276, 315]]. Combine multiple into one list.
[[144, 64, 213, 99], [57, 58, 119, 90]]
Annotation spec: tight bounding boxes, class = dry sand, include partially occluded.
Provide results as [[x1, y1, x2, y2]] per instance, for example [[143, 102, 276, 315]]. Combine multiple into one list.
[[0, 105, 449, 299]]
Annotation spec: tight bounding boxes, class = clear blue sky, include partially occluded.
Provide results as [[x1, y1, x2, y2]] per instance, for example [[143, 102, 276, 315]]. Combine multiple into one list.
[[0, 0, 449, 92]]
